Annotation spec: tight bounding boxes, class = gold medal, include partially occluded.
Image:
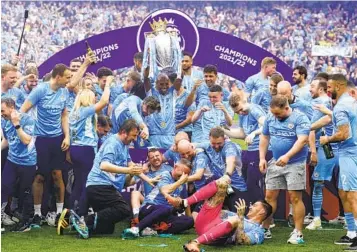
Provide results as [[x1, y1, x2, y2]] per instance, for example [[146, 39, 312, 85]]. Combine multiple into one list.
[[161, 121, 166, 128]]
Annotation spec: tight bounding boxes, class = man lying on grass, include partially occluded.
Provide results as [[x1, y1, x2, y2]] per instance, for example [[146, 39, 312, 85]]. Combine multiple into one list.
[[166, 175, 272, 252]]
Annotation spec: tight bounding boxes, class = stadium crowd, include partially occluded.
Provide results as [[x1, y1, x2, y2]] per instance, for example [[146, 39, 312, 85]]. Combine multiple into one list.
[[1, 1, 357, 82], [1, 1, 357, 252]]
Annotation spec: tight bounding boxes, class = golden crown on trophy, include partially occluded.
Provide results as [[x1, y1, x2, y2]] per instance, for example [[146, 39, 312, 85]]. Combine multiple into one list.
[[149, 17, 173, 33]]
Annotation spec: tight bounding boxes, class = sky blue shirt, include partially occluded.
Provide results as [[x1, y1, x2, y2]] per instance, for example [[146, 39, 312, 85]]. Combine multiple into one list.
[[290, 97, 313, 121], [69, 105, 98, 147], [146, 87, 175, 136], [190, 150, 210, 190], [228, 216, 264, 245], [201, 141, 247, 191], [292, 84, 312, 103], [175, 89, 196, 133], [195, 83, 230, 106], [163, 149, 181, 163], [311, 95, 336, 149], [244, 72, 269, 97], [109, 83, 128, 104], [112, 95, 143, 133], [86, 134, 131, 191], [262, 110, 311, 164], [251, 88, 272, 113], [182, 69, 204, 92], [1, 113, 36, 166], [332, 93, 357, 157], [66, 90, 76, 111], [98, 132, 113, 150], [238, 104, 266, 151], [192, 100, 234, 143], [27, 82, 68, 137], [2, 88, 25, 110], [143, 164, 173, 196], [143, 170, 187, 207], [19, 85, 31, 98]]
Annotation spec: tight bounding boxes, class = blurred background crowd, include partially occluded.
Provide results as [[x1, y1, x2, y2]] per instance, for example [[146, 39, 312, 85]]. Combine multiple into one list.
[[2, 1, 357, 84]]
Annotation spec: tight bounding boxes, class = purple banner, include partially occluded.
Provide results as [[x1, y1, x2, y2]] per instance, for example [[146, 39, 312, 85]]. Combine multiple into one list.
[[39, 9, 293, 83]]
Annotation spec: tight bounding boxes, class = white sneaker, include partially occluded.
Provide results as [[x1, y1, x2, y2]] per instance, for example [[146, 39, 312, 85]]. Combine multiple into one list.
[[287, 231, 304, 244], [46, 212, 56, 227], [2, 213, 16, 226], [122, 226, 139, 239], [1, 227, 5, 233], [329, 216, 345, 225], [141, 227, 158, 237], [306, 218, 322, 230], [270, 219, 276, 229], [303, 213, 314, 225], [264, 228, 272, 239]]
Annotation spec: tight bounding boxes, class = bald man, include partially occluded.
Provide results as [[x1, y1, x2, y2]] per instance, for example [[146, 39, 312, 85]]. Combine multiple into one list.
[[277, 81, 313, 121], [177, 139, 211, 217], [163, 132, 190, 163], [163, 131, 208, 164]]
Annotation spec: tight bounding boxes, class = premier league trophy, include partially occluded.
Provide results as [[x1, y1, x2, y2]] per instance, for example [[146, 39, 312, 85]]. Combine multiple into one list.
[[142, 17, 182, 80]]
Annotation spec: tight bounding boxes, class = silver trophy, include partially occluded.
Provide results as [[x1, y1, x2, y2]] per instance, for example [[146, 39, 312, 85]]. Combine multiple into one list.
[[142, 17, 182, 79]]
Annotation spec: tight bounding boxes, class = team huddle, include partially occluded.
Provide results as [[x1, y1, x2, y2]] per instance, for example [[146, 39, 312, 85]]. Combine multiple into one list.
[[1, 50, 357, 251]]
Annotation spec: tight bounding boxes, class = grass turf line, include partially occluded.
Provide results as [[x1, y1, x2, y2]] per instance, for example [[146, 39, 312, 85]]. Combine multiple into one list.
[[1, 222, 346, 252]]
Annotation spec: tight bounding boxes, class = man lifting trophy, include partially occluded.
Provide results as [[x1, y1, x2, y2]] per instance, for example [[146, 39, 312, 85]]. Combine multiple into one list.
[[142, 17, 182, 80]]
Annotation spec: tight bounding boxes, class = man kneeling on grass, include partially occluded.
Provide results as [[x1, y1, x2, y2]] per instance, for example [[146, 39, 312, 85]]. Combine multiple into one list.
[[166, 175, 272, 252]]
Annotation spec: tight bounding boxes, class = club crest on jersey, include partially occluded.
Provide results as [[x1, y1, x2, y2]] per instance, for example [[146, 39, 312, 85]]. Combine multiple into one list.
[[287, 123, 294, 129]]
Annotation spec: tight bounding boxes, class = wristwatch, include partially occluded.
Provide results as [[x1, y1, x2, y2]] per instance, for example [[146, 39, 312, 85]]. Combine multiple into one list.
[[14, 125, 21, 130]]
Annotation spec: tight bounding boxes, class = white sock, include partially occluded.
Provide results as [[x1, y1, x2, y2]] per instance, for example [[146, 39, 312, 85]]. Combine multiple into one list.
[[132, 207, 140, 217], [347, 231, 356, 239], [34, 204, 42, 216], [56, 203, 64, 214], [313, 217, 321, 221], [183, 199, 188, 208], [10, 198, 18, 211], [289, 204, 293, 215]]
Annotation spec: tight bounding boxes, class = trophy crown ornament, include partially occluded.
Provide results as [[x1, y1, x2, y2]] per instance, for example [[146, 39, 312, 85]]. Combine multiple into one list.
[[149, 17, 168, 33]]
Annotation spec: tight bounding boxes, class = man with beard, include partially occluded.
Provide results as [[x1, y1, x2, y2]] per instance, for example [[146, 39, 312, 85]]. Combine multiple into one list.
[[306, 79, 340, 230], [244, 57, 277, 100], [319, 74, 357, 250], [259, 95, 310, 244], [199, 127, 248, 212], [185, 65, 230, 107], [18, 67, 39, 98], [292, 66, 312, 102], [167, 176, 272, 251], [58, 119, 143, 238], [129, 148, 172, 228], [181, 51, 204, 93], [252, 72, 284, 113], [122, 158, 194, 238]]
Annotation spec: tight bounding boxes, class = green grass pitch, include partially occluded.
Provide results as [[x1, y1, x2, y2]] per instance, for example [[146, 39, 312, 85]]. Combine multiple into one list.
[[1, 221, 347, 252]]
